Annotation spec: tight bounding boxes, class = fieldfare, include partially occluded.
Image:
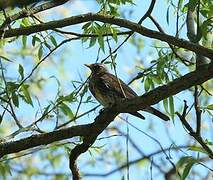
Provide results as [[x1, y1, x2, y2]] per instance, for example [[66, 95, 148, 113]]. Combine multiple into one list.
[[85, 63, 169, 121]]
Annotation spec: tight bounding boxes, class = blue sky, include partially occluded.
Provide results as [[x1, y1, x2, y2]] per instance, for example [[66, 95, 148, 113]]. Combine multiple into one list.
[[1, 0, 212, 179]]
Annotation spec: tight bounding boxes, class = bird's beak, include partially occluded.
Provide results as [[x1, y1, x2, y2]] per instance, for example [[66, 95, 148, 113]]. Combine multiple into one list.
[[84, 64, 91, 69]]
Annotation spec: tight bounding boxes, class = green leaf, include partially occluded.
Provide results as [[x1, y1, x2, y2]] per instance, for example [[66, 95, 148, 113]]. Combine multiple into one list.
[[169, 96, 175, 118], [186, 0, 198, 11], [22, 35, 27, 48], [82, 22, 92, 30], [188, 146, 208, 154], [18, 64, 24, 80], [166, 6, 170, 25], [58, 92, 76, 102], [207, 104, 213, 110], [181, 161, 196, 180], [44, 41, 51, 50], [0, 163, 12, 178], [50, 35, 57, 47], [43, 105, 51, 115], [59, 103, 74, 119], [21, 84, 33, 106], [144, 77, 150, 91], [7, 82, 19, 93], [38, 46, 43, 60], [98, 36, 105, 52], [178, 156, 197, 180], [177, 156, 190, 168], [110, 27, 118, 42], [89, 37, 96, 47], [152, 75, 162, 84], [39, 104, 51, 120], [163, 98, 169, 114], [32, 36, 41, 46], [21, 18, 31, 27], [12, 92, 19, 107], [205, 140, 213, 146]]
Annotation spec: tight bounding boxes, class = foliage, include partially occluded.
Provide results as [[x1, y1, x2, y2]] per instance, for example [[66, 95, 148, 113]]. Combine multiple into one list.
[[0, 0, 212, 179]]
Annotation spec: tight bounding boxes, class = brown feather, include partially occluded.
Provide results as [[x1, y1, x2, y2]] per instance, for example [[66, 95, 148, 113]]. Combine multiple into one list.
[[87, 63, 169, 121]]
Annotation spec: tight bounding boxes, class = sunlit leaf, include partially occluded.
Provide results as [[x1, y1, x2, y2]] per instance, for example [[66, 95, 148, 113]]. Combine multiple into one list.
[[22, 35, 27, 48], [89, 37, 97, 47], [18, 64, 24, 80], [169, 96, 175, 119], [59, 103, 74, 119], [166, 6, 170, 25], [12, 92, 19, 107], [144, 77, 150, 91], [32, 35, 41, 46], [98, 36, 105, 52], [21, 84, 33, 106], [207, 104, 213, 110], [163, 98, 169, 114], [182, 161, 196, 180], [188, 146, 208, 154], [38, 46, 43, 60], [50, 35, 57, 47]]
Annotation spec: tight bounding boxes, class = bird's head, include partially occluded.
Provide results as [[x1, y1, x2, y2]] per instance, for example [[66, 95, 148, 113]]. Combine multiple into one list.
[[84, 63, 108, 75]]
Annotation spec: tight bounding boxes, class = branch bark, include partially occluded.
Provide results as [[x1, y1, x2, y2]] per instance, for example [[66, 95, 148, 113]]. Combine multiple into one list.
[[1, 13, 213, 59], [0, 62, 212, 158], [0, 0, 55, 10]]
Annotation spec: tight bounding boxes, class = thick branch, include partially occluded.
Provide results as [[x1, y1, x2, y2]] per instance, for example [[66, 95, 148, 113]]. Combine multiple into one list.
[[0, 124, 92, 157], [0, 0, 54, 10], [1, 13, 213, 59], [115, 63, 213, 113], [0, 0, 69, 29], [0, 62, 212, 159]]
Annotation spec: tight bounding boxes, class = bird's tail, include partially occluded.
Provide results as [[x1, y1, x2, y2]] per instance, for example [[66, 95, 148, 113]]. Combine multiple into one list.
[[145, 107, 170, 121], [129, 112, 145, 120]]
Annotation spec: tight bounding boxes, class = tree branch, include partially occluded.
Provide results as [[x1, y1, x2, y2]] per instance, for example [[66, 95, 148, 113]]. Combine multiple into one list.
[[176, 100, 213, 159], [0, 62, 212, 157], [0, 0, 69, 29], [1, 13, 213, 59], [0, 62, 212, 179]]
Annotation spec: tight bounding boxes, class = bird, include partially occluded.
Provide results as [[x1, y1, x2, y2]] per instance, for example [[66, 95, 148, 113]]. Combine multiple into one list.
[[85, 63, 169, 121]]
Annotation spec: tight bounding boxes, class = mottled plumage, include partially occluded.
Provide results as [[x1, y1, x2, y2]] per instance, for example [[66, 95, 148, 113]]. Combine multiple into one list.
[[85, 63, 169, 121]]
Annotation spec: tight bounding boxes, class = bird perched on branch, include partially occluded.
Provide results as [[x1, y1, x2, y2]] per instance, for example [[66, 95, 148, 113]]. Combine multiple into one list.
[[85, 63, 169, 121]]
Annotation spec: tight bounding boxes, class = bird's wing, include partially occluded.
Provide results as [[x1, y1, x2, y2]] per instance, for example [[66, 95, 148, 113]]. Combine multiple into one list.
[[100, 73, 137, 98]]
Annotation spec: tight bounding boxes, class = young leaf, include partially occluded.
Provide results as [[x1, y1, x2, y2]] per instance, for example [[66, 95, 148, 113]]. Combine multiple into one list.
[[188, 146, 207, 154], [7, 82, 19, 93], [44, 41, 52, 50], [163, 98, 169, 114], [50, 35, 57, 47], [181, 160, 196, 180], [12, 92, 19, 107], [18, 64, 24, 80], [22, 35, 27, 48], [38, 46, 43, 60], [82, 22, 92, 30], [144, 77, 150, 91], [89, 37, 97, 47], [21, 84, 33, 106], [166, 6, 170, 25], [32, 36, 41, 46], [59, 103, 74, 119], [207, 104, 213, 110], [169, 96, 175, 119], [98, 36, 105, 52]]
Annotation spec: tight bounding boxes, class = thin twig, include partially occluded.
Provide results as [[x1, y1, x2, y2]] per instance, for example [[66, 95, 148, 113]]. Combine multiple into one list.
[[100, 0, 156, 63], [176, 101, 213, 159]]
